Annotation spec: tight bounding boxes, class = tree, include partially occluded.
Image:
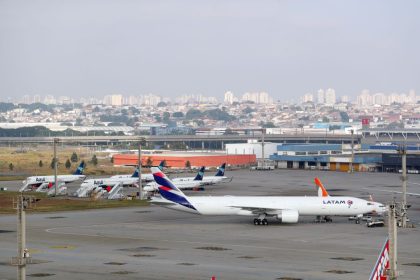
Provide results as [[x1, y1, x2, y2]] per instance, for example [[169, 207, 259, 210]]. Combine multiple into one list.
[[9, 163, 14, 171], [65, 159, 71, 169], [186, 109, 203, 120], [38, 160, 43, 168], [259, 121, 276, 128], [50, 158, 57, 169], [91, 154, 98, 166], [71, 152, 78, 162], [185, 160, 191, 169], [242, 106, 255, 114], [146, 157, 153, 167], [172, 112, 184, 118]]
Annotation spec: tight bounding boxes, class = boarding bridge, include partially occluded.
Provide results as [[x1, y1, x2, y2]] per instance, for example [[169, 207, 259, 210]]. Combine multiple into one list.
[[47, 183, 67, 196]]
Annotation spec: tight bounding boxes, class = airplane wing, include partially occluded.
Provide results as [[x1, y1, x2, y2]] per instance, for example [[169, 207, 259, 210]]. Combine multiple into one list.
[[229, 206, 285, 215]]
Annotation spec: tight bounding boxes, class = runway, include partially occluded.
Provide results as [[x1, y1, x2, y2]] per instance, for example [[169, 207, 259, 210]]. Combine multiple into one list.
[[1, 169, 420, 279]]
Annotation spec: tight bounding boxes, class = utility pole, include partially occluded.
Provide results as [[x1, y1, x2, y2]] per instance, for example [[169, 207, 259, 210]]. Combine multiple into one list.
[[397, 145, 408, 228], [138, 141, 143, 200], [349, 129, 354, 173], [387, 202, 398, 279], [12, 195, 35, 280], [53, 138, 59, 197], [261, 128, 265, 169]]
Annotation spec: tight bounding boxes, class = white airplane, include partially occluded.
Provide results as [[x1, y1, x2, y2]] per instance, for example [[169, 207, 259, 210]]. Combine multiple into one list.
[[79, 168, 140, 189], [150, 167, 386, 225], [143, 166, 205, 192], [167, 163, 230, 185], [110, 160, 165, 182], [20, 161, 86, 192]]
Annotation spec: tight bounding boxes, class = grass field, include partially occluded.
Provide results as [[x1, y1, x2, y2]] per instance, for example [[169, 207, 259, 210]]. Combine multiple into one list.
[[0, 191, 149, 214], [0, 145, 136, 180]]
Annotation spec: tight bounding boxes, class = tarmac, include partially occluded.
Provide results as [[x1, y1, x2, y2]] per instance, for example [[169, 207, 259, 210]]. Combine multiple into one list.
[[0, 169, 420, 280]]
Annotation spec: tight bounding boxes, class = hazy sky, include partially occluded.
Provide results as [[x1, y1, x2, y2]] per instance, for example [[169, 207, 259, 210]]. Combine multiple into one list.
[[0, 0, 419, 101]]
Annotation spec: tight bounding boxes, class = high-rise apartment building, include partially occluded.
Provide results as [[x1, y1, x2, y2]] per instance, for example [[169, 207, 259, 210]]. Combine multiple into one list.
[[224, 91, 235, 104], [242, 92, 273, 104], [302, 93, 314, 103], [325, 88, 336, 105], [317, 89, 325, 104]]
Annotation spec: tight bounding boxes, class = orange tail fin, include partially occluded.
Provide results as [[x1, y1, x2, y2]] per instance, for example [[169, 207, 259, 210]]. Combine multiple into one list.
[[314, 177, 329, 197]]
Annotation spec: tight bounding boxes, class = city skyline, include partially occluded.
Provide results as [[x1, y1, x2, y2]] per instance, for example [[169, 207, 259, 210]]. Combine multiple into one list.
[[1, 1, 419, 101]]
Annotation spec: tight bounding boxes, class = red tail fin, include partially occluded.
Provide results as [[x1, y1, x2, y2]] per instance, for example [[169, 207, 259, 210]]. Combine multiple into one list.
[[314, 178, 329, 197]]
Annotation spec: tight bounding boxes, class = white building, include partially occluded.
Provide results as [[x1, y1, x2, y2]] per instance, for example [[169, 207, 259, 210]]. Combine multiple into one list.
[[302, 93, 314, 103], [325, 88, 336, 105], [226, 141, 278, 159], [224, 91, 236, 104], [317, 89, 325, 104]]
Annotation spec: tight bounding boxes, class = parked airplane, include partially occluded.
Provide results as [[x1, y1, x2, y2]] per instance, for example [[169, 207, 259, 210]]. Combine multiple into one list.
[[150, 167, 386, 225], [165, 163, 230, 185], [76, 162, 165, 198], [110, 160, 165, 182], [143, 166, 205, 192], [79, 167, 140, 189], [20, 161, 86, 192]]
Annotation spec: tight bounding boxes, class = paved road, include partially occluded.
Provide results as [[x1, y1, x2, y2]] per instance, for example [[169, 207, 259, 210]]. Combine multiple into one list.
[[1, 169, 420, 280]]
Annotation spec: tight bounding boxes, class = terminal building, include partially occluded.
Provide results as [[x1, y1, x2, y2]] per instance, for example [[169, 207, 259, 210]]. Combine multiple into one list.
[[269, 144, 380, 172], [269, 143, 420, 173]]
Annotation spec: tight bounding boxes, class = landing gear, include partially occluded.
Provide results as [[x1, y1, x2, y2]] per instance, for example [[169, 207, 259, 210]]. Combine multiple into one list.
[[253, 217, 268, 226], [314, 215, 333, 223]]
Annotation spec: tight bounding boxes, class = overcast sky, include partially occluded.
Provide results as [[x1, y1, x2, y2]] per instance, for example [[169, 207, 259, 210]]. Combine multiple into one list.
[[0, 0, 419, 101]]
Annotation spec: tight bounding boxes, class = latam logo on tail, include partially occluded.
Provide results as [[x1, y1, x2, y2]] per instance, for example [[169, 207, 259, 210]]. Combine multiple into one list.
[[369, 238, 389, 280]]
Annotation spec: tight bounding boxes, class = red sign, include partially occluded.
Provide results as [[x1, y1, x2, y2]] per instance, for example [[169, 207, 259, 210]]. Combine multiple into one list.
[[362, 118, 370, 125]]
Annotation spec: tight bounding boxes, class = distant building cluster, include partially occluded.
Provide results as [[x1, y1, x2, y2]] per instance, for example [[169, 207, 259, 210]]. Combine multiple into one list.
[[302, 88, 337, 105], [224, 91, 274, 105], [356, 89, 417, 106], [300, 88, 417, 107]]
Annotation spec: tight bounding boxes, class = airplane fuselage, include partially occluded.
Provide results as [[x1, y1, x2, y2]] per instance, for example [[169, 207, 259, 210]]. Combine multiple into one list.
[[154, 196, 385, 217]]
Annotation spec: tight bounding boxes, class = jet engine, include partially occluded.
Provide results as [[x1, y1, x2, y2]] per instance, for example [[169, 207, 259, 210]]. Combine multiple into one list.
[[277, 209, 299, 223]]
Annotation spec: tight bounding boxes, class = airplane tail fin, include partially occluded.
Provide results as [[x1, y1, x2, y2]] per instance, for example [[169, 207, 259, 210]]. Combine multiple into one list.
[[73, 161, 86, 175], [152, 167, 196, 210], [131, 166, 140, 178], [193, 166, 205, 181], [158, 160, 165, 171], [314, 177, 329, 197], [215, 163, 226, 177]]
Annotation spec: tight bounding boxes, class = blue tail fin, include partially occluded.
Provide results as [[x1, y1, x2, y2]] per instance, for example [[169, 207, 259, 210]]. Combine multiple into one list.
[[158, 160, 165, 171], [131, 166, 140, 178], [193, 166, 205, 181], [151, 167, 196, 210], [215, 163, 226, 177], [73, 161, 85, 175]]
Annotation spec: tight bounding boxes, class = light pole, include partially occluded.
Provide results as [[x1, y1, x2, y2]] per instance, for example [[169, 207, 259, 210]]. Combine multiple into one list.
[[138, 140, 143, 200], [397, 145, 408, 228], [349, 129, 354, 173], [53, 138, 59, 197]]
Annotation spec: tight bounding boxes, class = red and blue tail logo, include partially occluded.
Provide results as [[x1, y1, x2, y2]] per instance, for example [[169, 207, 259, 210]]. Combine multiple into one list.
[[152, 167, 196, 211]]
